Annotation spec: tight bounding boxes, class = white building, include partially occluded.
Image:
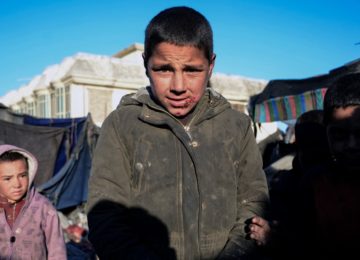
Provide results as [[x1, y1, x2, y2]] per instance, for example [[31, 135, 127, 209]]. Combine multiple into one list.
[[0, 43, 267, 126]]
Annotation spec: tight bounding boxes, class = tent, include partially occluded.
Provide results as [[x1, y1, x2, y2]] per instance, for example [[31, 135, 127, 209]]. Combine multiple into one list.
[[249, 58, 360, 123], [37, 115, 99, 210], [0, 105, 99, 210]]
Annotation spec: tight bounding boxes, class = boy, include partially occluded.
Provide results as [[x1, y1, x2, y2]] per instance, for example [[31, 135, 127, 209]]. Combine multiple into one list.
[[87, 6, 268, 260], [0, 144, 66, 259]]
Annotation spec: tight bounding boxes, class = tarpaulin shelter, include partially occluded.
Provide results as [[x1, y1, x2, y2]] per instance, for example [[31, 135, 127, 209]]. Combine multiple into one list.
[[0, 118, 66, 186], [249, 59, 360, 123], [0, 105, 99, 210], [23, 116, 88, 178], [37, 115, 99, 210]]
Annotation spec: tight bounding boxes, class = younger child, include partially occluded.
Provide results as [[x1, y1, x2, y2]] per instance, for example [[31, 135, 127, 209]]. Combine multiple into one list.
[[0, 144, 66, 259]]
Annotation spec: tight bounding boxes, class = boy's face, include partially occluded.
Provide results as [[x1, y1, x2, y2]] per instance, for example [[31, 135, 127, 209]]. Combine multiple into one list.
[[145, 42, 215, 118], [327, 105, 360, 172], [0, 159, 29, 203]]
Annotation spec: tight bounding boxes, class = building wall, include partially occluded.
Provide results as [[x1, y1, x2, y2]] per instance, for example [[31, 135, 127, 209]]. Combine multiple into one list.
[[0, 44, 267, 125], [87, 87, 113, 125], [112, 89, 132, 110], [70, 85, 86, 118]]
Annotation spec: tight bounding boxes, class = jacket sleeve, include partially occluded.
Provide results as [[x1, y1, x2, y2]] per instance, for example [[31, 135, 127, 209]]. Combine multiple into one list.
[[44, 200, 67, 260], [217, 116, 269, 259], [86, 112, 170, 259]]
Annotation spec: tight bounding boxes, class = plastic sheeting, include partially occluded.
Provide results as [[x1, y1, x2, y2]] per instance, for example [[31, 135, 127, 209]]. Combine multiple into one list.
[[0, 106, 99, 209], [249, 58, 360, 122], [0, 119, 65, 186], [37, 115, 99, 210], [24, 116, 87, 175]]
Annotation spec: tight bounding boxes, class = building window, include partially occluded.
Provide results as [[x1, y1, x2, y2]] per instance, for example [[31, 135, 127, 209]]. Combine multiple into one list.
[[12, 107, 21, 114], [16, 102, 26, 114], [55, 86, 70, 118], [65, 86, 70, 117], [38, 94, 51, 117], [26, 101, 35, 116]]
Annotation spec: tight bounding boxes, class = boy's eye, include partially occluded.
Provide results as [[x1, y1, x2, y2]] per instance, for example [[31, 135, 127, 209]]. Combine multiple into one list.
[[185, 68, 202, 73], [152, 66, 172, 73]]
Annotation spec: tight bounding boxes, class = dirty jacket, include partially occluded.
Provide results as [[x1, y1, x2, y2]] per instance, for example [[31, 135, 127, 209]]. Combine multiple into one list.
[[87, 87, 269, 259], [0, 144, 66, 260]]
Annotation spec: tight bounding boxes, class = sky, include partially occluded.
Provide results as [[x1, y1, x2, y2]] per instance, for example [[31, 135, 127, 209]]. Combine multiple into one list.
[[0, 0, 359, 97]]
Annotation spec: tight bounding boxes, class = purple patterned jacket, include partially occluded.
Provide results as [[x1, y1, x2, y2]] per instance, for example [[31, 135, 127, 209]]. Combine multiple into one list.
[[0, 144, 66, 259]]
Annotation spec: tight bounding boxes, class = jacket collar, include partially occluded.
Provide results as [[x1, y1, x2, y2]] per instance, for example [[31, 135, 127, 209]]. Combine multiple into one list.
[[120, 87, 231, 127]]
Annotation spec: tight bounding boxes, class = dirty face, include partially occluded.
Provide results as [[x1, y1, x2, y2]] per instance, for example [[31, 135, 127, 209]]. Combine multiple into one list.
[[0, 159, 29, 203], [327, 105, 360, 172], [145, 42, 215, 117]]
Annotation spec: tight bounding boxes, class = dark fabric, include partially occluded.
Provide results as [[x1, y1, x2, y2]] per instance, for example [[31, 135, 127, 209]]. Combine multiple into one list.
[[0, 104, 24, 124], [66, 241, 97, 260], [23, 116, 86, 128], [298, 162, 360, 259], [23, 116, 87, 175], [0, 119, 65, 186], [37, 119, 93, 210]]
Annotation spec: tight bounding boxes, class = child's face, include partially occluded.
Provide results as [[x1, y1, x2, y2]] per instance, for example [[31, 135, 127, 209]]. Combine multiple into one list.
[[327, 105, 360, 172], [0, 159, 29, 203]]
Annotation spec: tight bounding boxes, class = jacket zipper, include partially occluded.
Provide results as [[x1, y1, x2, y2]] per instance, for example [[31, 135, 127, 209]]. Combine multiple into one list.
[[183, 102, 208, 141], [146, 104, 203, 141], [146, 100, 206, 256]]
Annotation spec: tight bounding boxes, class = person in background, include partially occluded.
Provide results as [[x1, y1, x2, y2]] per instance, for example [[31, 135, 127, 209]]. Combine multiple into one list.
[[249, 73, 360, 259], [248, 109, 329, 259], [0, 144, 66, 259], [87, 6, 269, 260], [297, 73, 360, 259]]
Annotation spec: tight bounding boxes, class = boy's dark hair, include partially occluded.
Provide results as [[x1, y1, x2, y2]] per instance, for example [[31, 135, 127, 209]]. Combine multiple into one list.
[[323, 73, 360, 125], [0, 151, 29, 170], [143, 6, 214, 68]]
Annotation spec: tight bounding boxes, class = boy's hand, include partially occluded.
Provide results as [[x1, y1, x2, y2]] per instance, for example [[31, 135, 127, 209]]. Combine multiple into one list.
[[246, 216, 278, 246]]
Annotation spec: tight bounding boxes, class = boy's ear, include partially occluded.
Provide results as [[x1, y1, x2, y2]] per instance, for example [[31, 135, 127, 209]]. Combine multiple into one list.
[[142, 53, 149, 77], [211, 53, 216, 64], [208, 54, 216, 77]]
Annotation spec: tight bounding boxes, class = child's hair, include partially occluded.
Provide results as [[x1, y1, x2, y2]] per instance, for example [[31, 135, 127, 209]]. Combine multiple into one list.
[[296, 109, 324, 126], [323, 73, 360, 125], [294, 110, 329, 166], [0, 151, 29, 170], [143, 6, 214, 68], [295, 110, 325, 145]]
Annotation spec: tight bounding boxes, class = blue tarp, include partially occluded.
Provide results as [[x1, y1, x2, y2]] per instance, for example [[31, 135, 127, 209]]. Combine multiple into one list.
[[0, 119, 65, 186], [24, 116, 87, 175], [37, 115, 99, 210], [0, 106, 99, 210]]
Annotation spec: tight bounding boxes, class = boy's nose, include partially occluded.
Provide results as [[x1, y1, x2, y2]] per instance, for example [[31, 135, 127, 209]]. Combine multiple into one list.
[[170, 73, 186, 93]]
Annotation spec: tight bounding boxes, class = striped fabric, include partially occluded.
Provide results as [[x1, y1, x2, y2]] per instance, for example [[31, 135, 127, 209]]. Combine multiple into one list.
[[254, 88, 327, 122]]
